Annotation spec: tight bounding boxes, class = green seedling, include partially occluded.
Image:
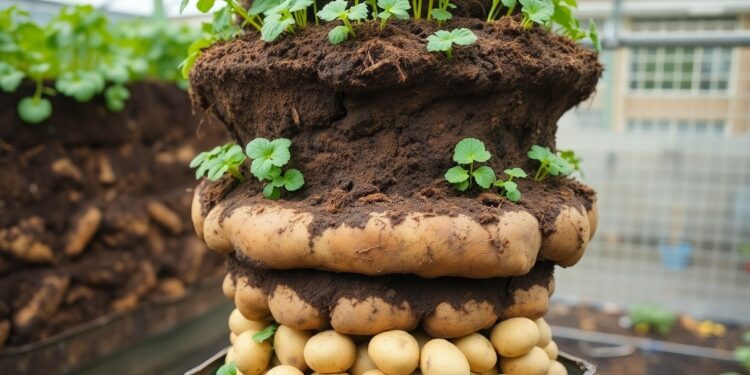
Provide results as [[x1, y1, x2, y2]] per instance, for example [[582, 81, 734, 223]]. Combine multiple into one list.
[[190, 143, 247, 181], [318, 0, 369, 44], [527, 145, 573, 181], [377, 0, 411, 29], [493, 167, 527, 202], [559, 149, 584, 177], [260, 0, 315, 42], [487, 0, 515, 22], [445, 138, 496, 191], [429, 0, 456, 23], [216, 361, 237, 375], [519, 0, 553, 29], [253, 323, 279, 343], [426, 28, 477, 59], [628, 304, 677, 336], [245, 138, 305, 199]]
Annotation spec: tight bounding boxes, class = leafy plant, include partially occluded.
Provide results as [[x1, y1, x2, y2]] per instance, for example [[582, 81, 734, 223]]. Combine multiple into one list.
[[426, 28, 477, 59], [317, 0, 369, 44], [190, 143, 247, 181], [377, 0, 411, 30], [216, 361, 237, 375], [628, 305, 677, 336], [487, 0, 516, 23], [253, 323, 279, 343], [245, 138, 305, 199], [527, 145, 574, 181], [519, 0, 553, 29], [445, 138, 495, 191], [493, 167, 527, 202], [559, 149, 583, 177]]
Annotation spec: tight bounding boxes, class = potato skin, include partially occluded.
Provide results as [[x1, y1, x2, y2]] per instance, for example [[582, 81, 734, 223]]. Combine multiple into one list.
[[419, 339, 470, 375], [269, 285, 326, 330], [587, 201, 599, 239], [423, 301, 497, 338], [535, 318, 552, 348], [490, 318, 540, 358], [547, 360, 566, 375], [351, 342, 378, 375], [540, 205, 590, 267], [229, 308, 268, 335], [235, 277, 272, 320], [331, 297, 418, 335], [368, 330, 420, 375], [234, 330, 273, 375], [223, 273, 236, 300], [542, 341, 558, 360], [274, 325, 312, 371], [265, 365, 304, 375], [499, 346, 550, 375], [304, 330, 356, 373], [362, 370, 387, 375], [202, 204, 542, 278], [502, 285, 550, 321], [452, 333, 497, 373]]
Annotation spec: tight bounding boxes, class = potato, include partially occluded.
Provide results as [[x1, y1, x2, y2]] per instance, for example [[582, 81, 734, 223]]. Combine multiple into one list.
[[423, 301, 497, 338], [223, 273, 236, 299], [226, 347, 235, 364], [235, 277, 271, 320], [490, 318, 540, 358], [499, 347, 550, 375], [269, 285, 325, 330], [587, 202, 598, 239], [368, 330, 419, 375], [274, 325, 311, 371], [547, 360, 566, 375], [476, 368, 497, 375], [265, 365, 304, 375], [535, 319, 551, 348], [304, 330, 356, 373], [452, 333, 497, 373], [542, 341, 558, 360], [362, 370, 386, 375], [331, 297, 418, 335], [203, 203, 541, 278], [229, 308, 268, 335], [419, 339, 470, 375], [351, 342, 377, 375], [540, 206, 590, 267], [501, 285, 549, 321], [231, 332, 237, 344], [234, 330, 273, 375]]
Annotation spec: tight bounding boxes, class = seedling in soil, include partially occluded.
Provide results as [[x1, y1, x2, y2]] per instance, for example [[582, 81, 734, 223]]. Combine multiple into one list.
[[527, 144, 574, 181], [260, 0, 315, 42], [426, 28, 477, 59], [519, 0, 553, 29], [429, 0, 456, 23], [493, 167, 527, 202], [559, 149, 584, 177], [190, 143, 247, 181], [445, 138, 496, 191], [253, 322, 279, 343], [377, 0, 411, 30], [628, 304, 677, 336], [318, 0, 369, 44], [216, 361, 237, 375], [486, 0, 515, 22], [245, 138, 305, 199]]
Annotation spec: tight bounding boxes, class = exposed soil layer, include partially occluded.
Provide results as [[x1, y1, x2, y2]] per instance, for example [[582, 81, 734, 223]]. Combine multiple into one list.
[[229, 253, 553, 318], [191, 17, 600, 237], [0, 82, 227, 347]]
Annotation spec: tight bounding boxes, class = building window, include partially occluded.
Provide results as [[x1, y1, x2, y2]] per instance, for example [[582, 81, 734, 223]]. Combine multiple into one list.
[[627, 119, 726, 135], [628, 17, 737, 94]]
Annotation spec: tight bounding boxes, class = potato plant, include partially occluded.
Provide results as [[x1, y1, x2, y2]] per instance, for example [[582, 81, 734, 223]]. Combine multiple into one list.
[[0, 5, 200, 123], [190, 143, 247, 181], [317, 0, 369, 44], [245, 138, 306, 199], [493, 167, 527, 202], [445, 138, 496, 191], [426, 28, 477, 58], [527, 145, 575, 181]]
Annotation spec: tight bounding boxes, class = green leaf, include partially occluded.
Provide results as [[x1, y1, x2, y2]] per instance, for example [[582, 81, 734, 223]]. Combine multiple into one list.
[[450, 28, 478, 46], [501, 0, 516, 7], [473, 166, 496, 189], [190, 151, 209, 168], [271, 138, 292, 149], [246, 138, 274, 159], [208, 164, 229, 181], [430, 8, 452, 22], [445, 166, 469, 183], [283, 169, 305, 191], [427, 30, 453, 52], [589, 18, 601, 53], [250, 0, 281, 15], [255, 322, 278, 343], [196, 0, 216, 13], [454, 180, 469, 191], [17, 97, 52, 124], [520, 0, 554, 25], [348, 3, 370, 20], [378, 0, 411, 19], [328, 25, 350, 44], [263, 183, 281, 199], [261, 13, 296, 42], [504, 167, 527, 178], [213, 6, 234, 34], [506, 188, 521, 202], [0, 62, 23, 92], [271, 175, 286, 187], [104, 84, 130, 112], [527, 145, 552, 161], [179, 0, 190, 14], [453, 138, 491, 164], [502, 180, 518, 192], [290, 0, 314, 12], [251, 157, 273, 179], [216, 361, 237, 375], [56, 71, 105, 102], [269, 145, 291, 167], [317, 0, 348, 21]]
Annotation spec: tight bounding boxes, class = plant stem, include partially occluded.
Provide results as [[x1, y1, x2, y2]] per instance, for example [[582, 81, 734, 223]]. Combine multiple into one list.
[[446, 46, 453, 59], [487, 0, 499, 22], [33, 77, 43, 101], [367, 0, 377, 20], [533, 164, 544, 181], [427, 0, 433, 19], [412, 0, 420, 19], [416, 0, 422, 20], [313, 0, 319, 25], [380, 17, 387, 30], [229, 0, 261, 31], [342, 17, 356, 36], [229, 166, 245, 182], [468, 161, 473, 187], [506, 3, 515, 16]]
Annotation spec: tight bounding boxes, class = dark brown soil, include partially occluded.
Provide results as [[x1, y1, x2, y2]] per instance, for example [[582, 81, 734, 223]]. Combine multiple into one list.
[[229, 253, 553, 318], [0, 82, 228, 347], [191, 17, 601, 238]]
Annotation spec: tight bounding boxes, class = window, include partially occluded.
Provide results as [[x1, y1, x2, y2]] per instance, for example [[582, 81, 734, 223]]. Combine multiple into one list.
[[628, 17, 737, 94], [627, 119, 726, 135]]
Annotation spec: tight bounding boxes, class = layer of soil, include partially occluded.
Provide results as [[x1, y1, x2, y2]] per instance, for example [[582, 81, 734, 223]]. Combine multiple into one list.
[[546, 303, 748, 374], [0, 82, 228, 347], [191, 16, 600, 238], [229, 253, 553, 318]]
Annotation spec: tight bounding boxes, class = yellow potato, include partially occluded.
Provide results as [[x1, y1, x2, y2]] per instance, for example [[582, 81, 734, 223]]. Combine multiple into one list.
[[304, 330, 356, 373], [226, 347, 235, 364], [229, 308, 268, 335], [223, 273, 236, 300], [230, 332, 237, 344], [452, 333, 497, 373], [274, 325, 311, 371], [499, 347, 550, 375], [547, 360, 566, 375], [540, 206, 590, 267], [490, 318, 540, 358], [476, 368, 497, 375], [587, 202, 598, 239], [234, 330, 273, 375], [362, 371, 386, 375], [420, 339, 470, 375], [331, 297, 418, 335], [368, 330, 419, 375], [423, 301, 497, 338], [235, 277, 271, 321], [535, 319, 551, 348], [269, 285, 325, 330], [265, 365, 304, 375], [351, 342, 377, 375], [542, 341, 558, 360]]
